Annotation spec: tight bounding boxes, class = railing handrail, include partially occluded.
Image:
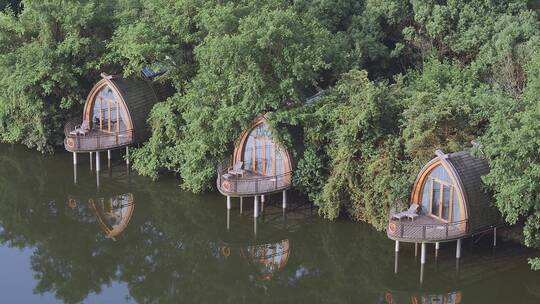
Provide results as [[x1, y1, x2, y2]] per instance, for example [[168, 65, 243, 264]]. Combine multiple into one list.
[[64, 118, 135, 152], [217, 158, 292, 182], [64, 118, 134, 139], [388, 217, 468, 227], [216, 157, 292, 195], [387, 211, 469, 241]]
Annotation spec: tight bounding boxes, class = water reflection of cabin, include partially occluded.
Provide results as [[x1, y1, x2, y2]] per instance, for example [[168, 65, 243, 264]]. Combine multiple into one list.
[[64, 72, 173, 170], [217, 115, 293, 216], [382, 290, 462, 304], [387, 150, 502, 262], [219, 239, 291, 281], [88, 193, 134, 240]]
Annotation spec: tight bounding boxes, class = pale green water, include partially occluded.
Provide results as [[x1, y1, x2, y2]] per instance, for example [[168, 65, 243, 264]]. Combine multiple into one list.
[[0, 143, 539, 303]]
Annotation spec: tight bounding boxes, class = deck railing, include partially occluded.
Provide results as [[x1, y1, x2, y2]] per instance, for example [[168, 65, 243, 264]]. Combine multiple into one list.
[[387, 215, 468, 242], [216, 158, 292, 196], [64, 118, 134, 152]]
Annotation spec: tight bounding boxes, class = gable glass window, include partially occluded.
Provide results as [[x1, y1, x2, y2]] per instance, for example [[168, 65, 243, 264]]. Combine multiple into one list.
[[420, 165, 461, 222], [242, 123, 286, 176], [91, 85, 128, 132]]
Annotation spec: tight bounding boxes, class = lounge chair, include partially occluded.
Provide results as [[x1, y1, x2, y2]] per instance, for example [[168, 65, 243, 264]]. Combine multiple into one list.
[[228, 161, 245, 177], [392, 204, 419, 221], [70, 120, 90, 136]]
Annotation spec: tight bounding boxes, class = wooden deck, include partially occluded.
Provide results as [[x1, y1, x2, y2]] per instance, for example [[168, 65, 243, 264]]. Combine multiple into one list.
[[64, 120, 133, 152], [387, 215, 468, 242], [217, 165, 292, 197]]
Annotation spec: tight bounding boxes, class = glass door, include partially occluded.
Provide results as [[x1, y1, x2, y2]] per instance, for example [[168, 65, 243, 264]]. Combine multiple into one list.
[[429, 179, 453, 222], [242, 123, 287, 177], [92, 86, 123, 133]]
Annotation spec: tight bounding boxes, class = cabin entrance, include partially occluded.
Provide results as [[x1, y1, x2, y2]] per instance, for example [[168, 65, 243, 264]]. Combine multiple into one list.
[[429, 178, 454, 222], [419, 164, 461, 223], [90, 85, 128, 133], [242, 123, 285, 177]]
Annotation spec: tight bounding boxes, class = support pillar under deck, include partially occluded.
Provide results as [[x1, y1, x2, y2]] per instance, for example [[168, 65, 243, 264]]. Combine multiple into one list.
[[95, 151, 101, 172], [89, 152, 93, 170], [107, 149, 111, 168], [254, 196, 259, 218], [240, 197, 243, 214], [456, 238, 462, 259], [421, 242, 426, 264]]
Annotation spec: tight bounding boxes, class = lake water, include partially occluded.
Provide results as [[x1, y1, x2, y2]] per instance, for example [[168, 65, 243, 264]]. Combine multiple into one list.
[[1, 144, 539, 303]]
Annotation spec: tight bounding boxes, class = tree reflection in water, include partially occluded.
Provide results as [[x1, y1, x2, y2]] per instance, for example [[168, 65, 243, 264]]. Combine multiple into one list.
[[0, 144, 540, 303]]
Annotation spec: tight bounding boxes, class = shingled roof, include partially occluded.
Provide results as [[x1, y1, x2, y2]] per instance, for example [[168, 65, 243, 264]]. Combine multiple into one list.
[[106, 75, 174, 143], [445, 150, 502, 233]]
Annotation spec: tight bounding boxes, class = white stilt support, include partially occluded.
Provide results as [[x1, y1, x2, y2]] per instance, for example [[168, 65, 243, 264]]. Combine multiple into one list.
[[73, 165, 77, 185], [415, 243, 418, 257], [435, 242, 440, 250], [227, 210, 230, 231], [73, 152, 77, 165], [493, 227, 497, 247], [261, 195, 265, 213], [126, 146, 130, 165], [395, 240, 400, 252], [420, 263, 425, 285], [282, 190, 287, 209], [227, 196, 231, 210], [240, 197, 243, 214], [254, 196, 259, 218], [456, 238, 462, 259], [108, 149, 111, 160], [89, 152, 93, 170], [95, 151, 101, 172], [421, 242, 426, 264], [394, 252, 399, 274]]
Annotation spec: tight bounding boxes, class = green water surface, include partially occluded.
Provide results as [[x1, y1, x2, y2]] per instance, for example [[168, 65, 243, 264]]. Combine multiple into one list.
[[0, 144, 539, 303]]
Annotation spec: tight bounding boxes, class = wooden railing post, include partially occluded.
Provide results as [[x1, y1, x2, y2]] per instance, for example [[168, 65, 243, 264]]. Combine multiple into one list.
[[422, 226, 426, 239], [446, 224, 449, 238], [400, 223, 404, 238]]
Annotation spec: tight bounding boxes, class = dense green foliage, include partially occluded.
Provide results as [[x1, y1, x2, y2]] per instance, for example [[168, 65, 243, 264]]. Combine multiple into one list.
[[0, 0, 116, 151], [2, 0, 540, 266]]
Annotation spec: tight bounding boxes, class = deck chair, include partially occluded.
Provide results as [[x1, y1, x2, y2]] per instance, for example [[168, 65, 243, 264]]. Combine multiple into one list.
[[392, 204, 419, 221], [70, 120, 90, 136], [228, 161, 245, 177]]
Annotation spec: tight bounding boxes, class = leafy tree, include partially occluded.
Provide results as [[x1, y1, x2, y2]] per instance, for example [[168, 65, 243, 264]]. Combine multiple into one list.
[[297, 70, 407, 228], [480, 50, 540, 269], [109, 0, 206, 90], [131, 1, 335, 192], [400, 57, 492, 161], [0, 0, 116, 152]]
